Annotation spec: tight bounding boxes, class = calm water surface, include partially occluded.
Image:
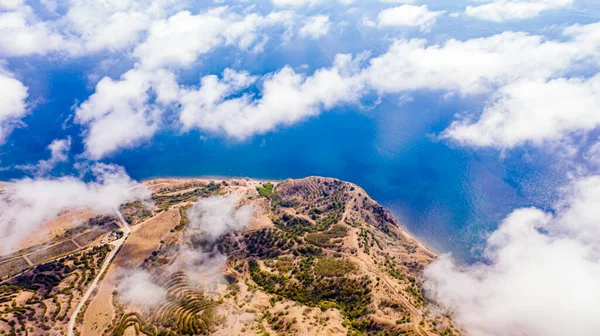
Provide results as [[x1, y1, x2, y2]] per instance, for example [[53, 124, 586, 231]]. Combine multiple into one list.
[[0, 47, 572, 263]]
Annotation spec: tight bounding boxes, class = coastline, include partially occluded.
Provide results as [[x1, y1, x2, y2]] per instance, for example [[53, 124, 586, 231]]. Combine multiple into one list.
[[0, 174, 440, 259], [145, 175, 440, 257]]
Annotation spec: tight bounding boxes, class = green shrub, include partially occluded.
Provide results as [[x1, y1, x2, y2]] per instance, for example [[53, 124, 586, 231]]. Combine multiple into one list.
[[314, 258, 356, 277], [304, 224, 348, 248], [256, 182, 274, 198]]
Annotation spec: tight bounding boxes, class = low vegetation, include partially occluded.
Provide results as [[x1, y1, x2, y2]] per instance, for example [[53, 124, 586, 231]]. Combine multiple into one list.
[[256, 182, 275, 198], [314, 257, 357, 277], [110, 272, 218, 336], [0, 245, 112, 334], [249, 259, 372, 319]]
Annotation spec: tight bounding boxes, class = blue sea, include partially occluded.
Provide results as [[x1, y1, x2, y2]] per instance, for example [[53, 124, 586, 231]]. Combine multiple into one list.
[[0, 67, 571, 263], [0, 10, 586, 262]]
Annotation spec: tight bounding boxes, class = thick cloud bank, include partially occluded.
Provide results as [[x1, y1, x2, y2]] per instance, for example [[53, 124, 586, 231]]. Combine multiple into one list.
[[20, 0, 594, 159], [1, 1, 599, 159], [74, 6, 295, 159], [0, 164, 150, 254], [424, 175, 600, 336]]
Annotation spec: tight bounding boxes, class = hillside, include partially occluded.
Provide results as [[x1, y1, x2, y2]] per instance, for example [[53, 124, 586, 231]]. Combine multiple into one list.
[[0, 177, 460, 336]]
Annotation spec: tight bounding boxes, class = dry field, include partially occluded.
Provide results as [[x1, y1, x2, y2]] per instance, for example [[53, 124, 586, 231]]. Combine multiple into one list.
[[15, 210, 93, 251], [114, 209, 179, 269], [0, 257, 30, 279], [27, 240, 79, 264], [81, 209, 180, 335]]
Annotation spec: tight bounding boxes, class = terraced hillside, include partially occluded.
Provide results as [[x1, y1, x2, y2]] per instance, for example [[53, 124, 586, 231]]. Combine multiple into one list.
[[0, 245, 112, 335], [107, 177, 460, 336], [0, 177, 460, 336]]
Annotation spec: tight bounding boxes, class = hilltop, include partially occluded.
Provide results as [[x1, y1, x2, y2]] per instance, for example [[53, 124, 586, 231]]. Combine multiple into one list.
[[0, 177, 459, 336]]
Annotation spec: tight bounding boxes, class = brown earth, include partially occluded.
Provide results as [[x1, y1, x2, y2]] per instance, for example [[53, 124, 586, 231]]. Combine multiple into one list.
[[1, 177, 460, 336], [81, 209, 180, 335]]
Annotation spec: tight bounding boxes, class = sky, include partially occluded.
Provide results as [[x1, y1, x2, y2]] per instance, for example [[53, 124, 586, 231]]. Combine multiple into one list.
[[1, 0, 600, 334]]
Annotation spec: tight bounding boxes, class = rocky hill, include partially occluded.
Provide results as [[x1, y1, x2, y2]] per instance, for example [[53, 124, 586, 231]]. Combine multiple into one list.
[[0, 177, 460, 336]]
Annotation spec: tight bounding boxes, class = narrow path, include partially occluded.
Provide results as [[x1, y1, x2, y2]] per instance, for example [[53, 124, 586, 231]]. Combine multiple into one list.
[[71, 238, 82, 249], [67, 209, 130, 336], [22, 256, 33, 267]]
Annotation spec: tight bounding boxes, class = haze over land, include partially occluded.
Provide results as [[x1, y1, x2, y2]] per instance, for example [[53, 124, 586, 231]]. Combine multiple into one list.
[[1, 0, 600, 335]]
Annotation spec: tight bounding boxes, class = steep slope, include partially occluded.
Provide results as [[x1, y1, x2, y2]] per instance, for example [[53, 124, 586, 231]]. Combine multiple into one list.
[[0, 177, 460, 336], [109, 177, 459, 336], [233, 177, 457, 336]]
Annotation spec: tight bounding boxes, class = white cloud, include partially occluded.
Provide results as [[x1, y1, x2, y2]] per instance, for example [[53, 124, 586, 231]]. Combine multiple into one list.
[[554, 176, 600, 244], [59, 12, 600, 158], [361, 21, 600, 150], [168, 194, 254, 289], [299, 15, 330, 39], [166, 22, 600, 145], [377, 5, 445, 31], [74, 6, 297, 159], [0, 0, 25, 11], [186, 193, 254, 240], [466, 0, 574, 22], [0, 66, 28, 143], [46, 137, 71, 163], [424, 175, 600, 336], [75, 68, 179, 160], [0, 164, 150, 254], [179, 54, 366, 139], [64, 1, 152, 53], [64, 0, 188, 53], [179, 68, 257, 131], [444, 75, 600, 148], [0, 4, 66, 56], [0, 0, 194, 56], [585, 141, 600, 167], [364, 23, 600, 95], [116, 269, 167, 308], [0, 1, 297, 60], [133, 8, 294, 70], [272, 0, 322, 6], [18, 137, 71, 175]]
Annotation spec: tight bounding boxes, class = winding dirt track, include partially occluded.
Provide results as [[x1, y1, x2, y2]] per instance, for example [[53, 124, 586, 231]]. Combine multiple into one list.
[[66, 209, 130, 336]]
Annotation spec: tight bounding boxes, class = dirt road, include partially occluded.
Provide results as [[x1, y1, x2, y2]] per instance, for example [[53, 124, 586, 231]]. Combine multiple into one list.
[[66, 209, 130, 336]]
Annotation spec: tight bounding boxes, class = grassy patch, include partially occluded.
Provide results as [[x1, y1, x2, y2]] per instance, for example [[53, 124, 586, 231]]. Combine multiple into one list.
[[256, 182, 275, 198], [274, 258, 294, 274], [152, 183, 221, 211], [249, 259, 370, 319], [314, 257, 356, 277], [304, 224, 348, 248]]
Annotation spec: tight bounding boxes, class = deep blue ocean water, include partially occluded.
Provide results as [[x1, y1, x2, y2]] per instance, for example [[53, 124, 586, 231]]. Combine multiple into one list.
[[0, 9, 588, 262], [0, 66, 572, 263]]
